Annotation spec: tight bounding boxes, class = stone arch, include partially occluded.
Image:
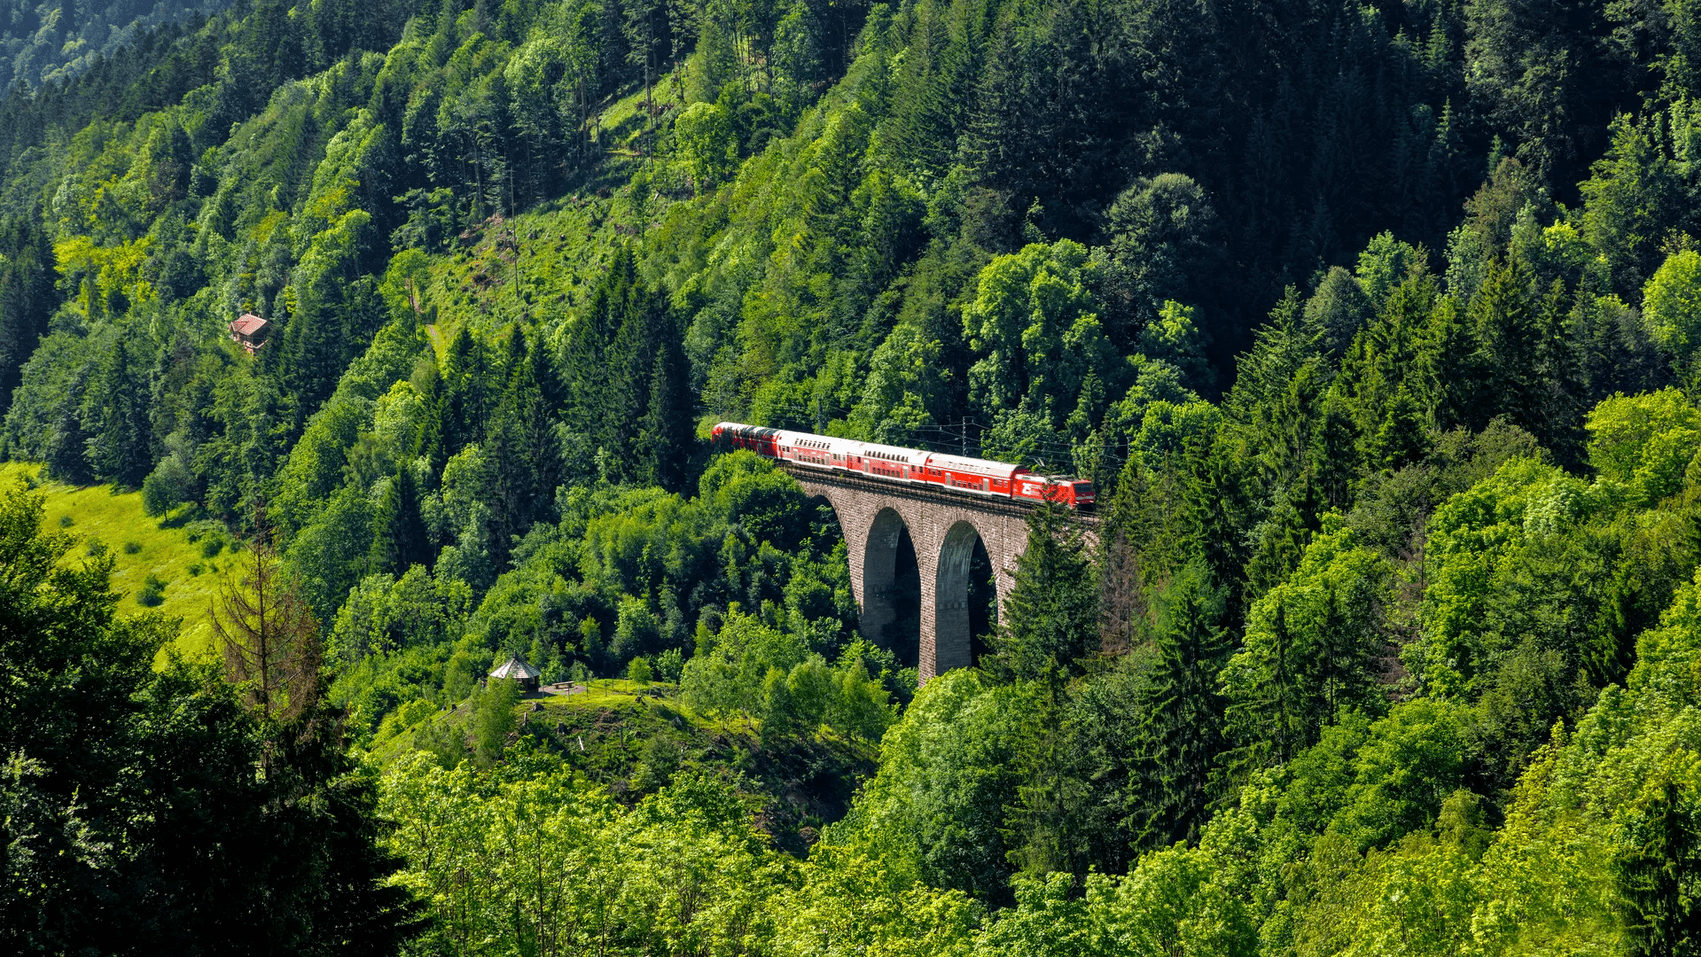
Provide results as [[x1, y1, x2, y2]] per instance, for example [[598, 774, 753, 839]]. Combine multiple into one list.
[[862, 506, 921, 666], [932, 520, 999, 673]]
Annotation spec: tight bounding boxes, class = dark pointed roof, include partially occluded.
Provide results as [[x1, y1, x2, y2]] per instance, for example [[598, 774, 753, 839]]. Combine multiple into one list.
[[489, 656, 541, 680]]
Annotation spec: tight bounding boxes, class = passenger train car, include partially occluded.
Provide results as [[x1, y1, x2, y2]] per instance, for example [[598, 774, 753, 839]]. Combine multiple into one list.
[[711, 422, 1095, 509]]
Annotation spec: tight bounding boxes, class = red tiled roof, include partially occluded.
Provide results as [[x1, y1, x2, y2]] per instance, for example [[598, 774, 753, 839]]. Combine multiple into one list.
[[230, 314, 268, 336]]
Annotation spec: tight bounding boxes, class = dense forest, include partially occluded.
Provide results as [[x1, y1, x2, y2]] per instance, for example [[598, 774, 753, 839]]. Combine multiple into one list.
[[0, 0, 231, 93], [5, 0, 1701, 951]]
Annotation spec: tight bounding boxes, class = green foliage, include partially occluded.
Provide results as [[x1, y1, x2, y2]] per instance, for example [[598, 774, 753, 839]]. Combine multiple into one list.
[[1615, 762, 1701, 957], [1644, 249, 1701, 377], [842, 669, 1031, 901], [1586, 388, 1701, 504], [984, 501, 1097, 684], [1223, 517, 1392, 772], [381, 756, 785, 956], [136, 571, 166, 606], [12, 0, 1701, 945], [472, 675, 521, 764], [0, 483, 419, 952], [675, 99, 739, 189], [963, 240, 1118, 428]]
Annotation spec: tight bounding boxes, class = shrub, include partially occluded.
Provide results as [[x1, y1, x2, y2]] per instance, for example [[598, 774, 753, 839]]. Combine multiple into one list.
[[627, 656, 654, 683], [122, 540, 141, 554], [137, 574, 167, 607]]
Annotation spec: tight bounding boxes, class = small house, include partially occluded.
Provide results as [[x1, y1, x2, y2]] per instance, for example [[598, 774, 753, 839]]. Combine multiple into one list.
[[230, 314, 270, 354], [489, 655, 542, 693]]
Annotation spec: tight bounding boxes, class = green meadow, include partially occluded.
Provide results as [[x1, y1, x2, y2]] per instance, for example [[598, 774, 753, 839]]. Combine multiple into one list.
[[1, 462, 226, 663]]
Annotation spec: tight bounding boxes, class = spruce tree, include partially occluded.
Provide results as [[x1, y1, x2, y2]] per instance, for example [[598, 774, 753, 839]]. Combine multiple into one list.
[[370, 465, 429, 576], [636, 340, 692, 492], [83, 336, 151, 487], [0, 218, 53, 414], [1222, 600, 1300, 776], [1472, 256, 1543, 431], [1183, 432, 1252, 619], [1615, 773, 1701, 957], [562, 248, 635, 453], [1135, 562, 1229, 849], [985, 500, 1098, 685], [1535, 277, 1584, 462], [440, 327, 490, 456], [481, 401, 530, 570], [604, 273, 673, 476]]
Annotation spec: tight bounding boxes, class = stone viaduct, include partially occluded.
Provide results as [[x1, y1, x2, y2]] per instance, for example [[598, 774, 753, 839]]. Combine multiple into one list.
[[779, 463, 1095, 682]]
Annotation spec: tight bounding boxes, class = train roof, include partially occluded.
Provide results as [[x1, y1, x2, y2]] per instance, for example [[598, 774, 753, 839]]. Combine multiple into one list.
[[719, 423, 1079, 480], [924, 452, 1029, 481], [857, 440, 929, 467]]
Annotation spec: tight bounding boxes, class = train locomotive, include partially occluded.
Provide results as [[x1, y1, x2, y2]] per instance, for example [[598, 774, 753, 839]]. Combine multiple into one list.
[[711, 422, 1095, 509]]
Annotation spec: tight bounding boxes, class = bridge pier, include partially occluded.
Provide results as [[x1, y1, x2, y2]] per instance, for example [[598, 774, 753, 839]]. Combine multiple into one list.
[[782, 466, 1041, 682]]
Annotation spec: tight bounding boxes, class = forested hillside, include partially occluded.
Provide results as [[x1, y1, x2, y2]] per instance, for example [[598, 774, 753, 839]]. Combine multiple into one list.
[[0, 0, 231, 93], [6, 0, 1701, 952]]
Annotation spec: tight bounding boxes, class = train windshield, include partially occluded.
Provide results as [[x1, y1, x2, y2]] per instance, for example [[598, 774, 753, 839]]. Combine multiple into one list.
[[1074, 482, 1095, 497]]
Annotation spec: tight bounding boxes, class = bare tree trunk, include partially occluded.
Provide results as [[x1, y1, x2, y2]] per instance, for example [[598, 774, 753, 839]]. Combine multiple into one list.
[[1097, 529, 1149, 657]]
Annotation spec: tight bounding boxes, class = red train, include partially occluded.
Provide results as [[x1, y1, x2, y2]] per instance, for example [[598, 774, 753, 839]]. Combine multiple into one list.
[[711, 422, 1096, 509]]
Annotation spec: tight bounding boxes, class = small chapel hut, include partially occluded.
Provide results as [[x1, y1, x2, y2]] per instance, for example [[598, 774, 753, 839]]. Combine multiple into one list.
[[488, 655, 542, 693]]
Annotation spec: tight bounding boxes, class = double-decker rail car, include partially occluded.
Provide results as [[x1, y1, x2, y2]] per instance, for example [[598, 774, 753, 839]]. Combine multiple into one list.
[[711, 422, 1095, 508]]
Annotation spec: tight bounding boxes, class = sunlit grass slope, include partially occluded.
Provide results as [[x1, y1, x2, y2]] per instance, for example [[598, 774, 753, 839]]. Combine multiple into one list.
[[415, 75, 679, 353], [0, 462, 229, 663]]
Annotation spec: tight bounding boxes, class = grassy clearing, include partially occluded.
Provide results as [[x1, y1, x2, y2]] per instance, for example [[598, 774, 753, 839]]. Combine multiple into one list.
[[419, 198, 615, 352], [415, 71, 692, 353], [0, 463, 226, 664]]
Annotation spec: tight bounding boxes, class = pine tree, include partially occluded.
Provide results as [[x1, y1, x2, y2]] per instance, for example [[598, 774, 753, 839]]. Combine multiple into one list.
[[986, 500, 1099, 685], [212, 518, 322, 727], [1135, 562, 1229, 849], [83, 336, 152, 487], [636, 339, 692, 492], [370, 466, 429, 576]]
